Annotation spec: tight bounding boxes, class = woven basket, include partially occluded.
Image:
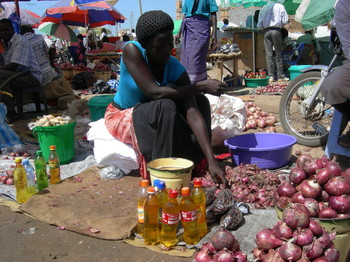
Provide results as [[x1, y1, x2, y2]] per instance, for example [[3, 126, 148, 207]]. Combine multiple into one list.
[[94, 71, 111, 82]]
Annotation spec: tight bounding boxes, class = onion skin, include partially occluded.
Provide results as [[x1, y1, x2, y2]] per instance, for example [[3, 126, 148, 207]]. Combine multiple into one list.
[[303, 198, 320, 217], [303, 160, 319, 175], [289, 167, 307, 186], [233, 251, 247, 262], [308, 220, 323, 236], [324, 176, 350, 196], [278, 242, 302, 262], [300, 180, 322, 199], [312, 258, 329, 262], [276, 196, 293, 210], [325, 161, 342, 176], [304, 239, 325, 260], [200, 242, 216, 255], [292, 228, 314, 246], [213, 249, 234, 262], [324, 247, 340, 262], [329, 194, 350, 213], [292, 192, 305, 204], [317, 229, 331, 249], [318, 208, 338, 219], [277, 181, 297, 198], [282, 203, 310, 229], [255, 228, 284, 250], [194, 250, 215, 262], [296, 154, 314, 169], [315, 168, 331, 185]]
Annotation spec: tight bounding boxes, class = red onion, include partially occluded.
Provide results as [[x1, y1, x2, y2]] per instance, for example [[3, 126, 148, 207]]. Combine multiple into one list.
[[201, 242, 216, 254], [343, 168, 350, 183], [300, 180, 322, 199], [233, 251, 247, 262], [329, 194, 350, 213], [282, 203, 310, 229], [318, 202, 328, 211], [292, 192, 305, 204], [210, 227, 236, 252], [304, 239, 325, 260], [292, 228, 314, 246], [289, 167, 307, 186], [325, 161, 342, 176], [324, 176, 350, 196], [277, 181, 297, 198], [315, 168, 331, 185], [252, 248, 264, 260], [312, 258, 329, 262], [317, 229, 331, 249], [308, 220, 323, 236], [303, 198, 320, 217], [194, 250, 214, 262], [303, 160, 320, 175], [257, 118, 266, 128], [276, 196, 292, 210], [324, 247, 340, 262], [318, 208, 338, 218], [274, 221, 293, 239], [255, 228, 284, 250], [296, 154, 314, 168], [315, 155, 330, 169], [278, 241, 302, 261], [213, 249, 234, 262]]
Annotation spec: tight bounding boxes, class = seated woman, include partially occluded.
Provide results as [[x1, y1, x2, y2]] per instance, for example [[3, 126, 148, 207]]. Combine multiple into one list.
[[104, 10, 228, 187]]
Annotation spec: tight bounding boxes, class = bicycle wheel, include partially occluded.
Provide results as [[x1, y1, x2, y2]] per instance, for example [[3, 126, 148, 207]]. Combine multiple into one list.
[[279, 71, 333, 147]]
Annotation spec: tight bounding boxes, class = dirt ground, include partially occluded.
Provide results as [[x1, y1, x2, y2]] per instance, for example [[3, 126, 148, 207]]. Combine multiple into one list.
[[1, 84, 350, 262]]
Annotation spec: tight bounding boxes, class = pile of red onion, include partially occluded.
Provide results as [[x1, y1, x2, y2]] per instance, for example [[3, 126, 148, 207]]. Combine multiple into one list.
[[243, 102, 277, 132], [253, 203, 340, 262], [275, 154, 350, 219], [255, 83, 287, 94], [194, 227, 247, 262]]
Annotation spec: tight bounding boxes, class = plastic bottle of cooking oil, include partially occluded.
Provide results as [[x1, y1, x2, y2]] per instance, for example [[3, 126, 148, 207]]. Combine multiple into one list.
[[13, 157, 30, 204], [160, 189, 180, 247], [136, 179, 149, 237], [156, 180, 168, 230], [48, 145, 61, 184], [143, 186, 159, 245], [191, 178, 207, 238], [179, 187, 199, 245]]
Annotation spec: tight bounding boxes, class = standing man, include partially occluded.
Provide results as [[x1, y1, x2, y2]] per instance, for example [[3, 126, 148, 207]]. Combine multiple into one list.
[[0, 19, 42, 122], [87, 24, 97, 50], [175, 0, 218, 84], [257, 2, 289, 82]]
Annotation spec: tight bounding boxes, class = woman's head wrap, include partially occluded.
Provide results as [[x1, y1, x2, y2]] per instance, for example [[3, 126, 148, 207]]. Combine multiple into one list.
[[136, 10, 174, 43]]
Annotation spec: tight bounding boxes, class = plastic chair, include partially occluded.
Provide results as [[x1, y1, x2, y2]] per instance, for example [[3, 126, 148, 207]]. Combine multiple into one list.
[[325, 109, 350, 158], [283, 43, 305, 66], [0, 70, 48, 119]]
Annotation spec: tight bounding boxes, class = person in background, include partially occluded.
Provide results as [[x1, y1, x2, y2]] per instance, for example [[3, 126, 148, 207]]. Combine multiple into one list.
[[257, 2, 289, 82], [104, 10, 228, 187], [20, 24, 57, 86], [246, 10, 260, 28], [0, 19, 42, 123], [321, 0, 350, 147], [69, 34, 87, 64], [87, 24, 97, 50], [130, 29, 137, 40], [100, 28, 107, 40], [281, 28, 298, 63], [175, 0, 218, 83], [222, 18, 229, 29]]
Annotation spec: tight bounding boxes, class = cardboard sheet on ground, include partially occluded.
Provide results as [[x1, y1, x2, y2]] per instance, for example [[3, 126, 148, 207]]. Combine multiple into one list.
[[20, 166, 139, 240]]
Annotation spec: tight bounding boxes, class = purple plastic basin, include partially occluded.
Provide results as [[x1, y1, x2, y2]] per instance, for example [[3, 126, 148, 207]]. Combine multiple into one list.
[[224, 133, 297, 169]]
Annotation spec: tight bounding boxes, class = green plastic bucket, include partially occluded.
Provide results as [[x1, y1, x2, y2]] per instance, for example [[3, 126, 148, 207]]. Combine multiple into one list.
[[88, 94, 115, 122], [288, 65, 311, 80], [33, 121, 76, 164]]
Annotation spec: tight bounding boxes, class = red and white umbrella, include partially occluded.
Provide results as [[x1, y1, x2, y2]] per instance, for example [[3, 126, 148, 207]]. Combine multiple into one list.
[[0, 2, 40, 26]]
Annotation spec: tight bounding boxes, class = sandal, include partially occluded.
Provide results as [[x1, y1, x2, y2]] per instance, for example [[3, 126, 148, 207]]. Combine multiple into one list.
[[338, 134, 350, 148]]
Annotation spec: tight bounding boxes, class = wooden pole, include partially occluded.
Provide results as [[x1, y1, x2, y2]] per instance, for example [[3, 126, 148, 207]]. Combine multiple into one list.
[[14, 0, 21, 17]]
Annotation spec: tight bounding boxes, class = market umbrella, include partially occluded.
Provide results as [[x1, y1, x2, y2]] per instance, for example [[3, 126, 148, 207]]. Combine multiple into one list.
[[0, 2, 41, 26], [41, 0, 126, 28], [295, 0, 336, 31], [38, 22, 78, 42]]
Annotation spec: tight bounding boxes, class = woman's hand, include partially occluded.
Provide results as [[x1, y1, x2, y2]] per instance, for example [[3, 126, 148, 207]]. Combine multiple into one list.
[[175, 33, 181, 45], [208, 162, 228, 188], [196, 79, 228, 96]]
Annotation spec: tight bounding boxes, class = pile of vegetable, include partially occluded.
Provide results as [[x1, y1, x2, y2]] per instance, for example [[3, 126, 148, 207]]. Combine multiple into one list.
[[0, 166, 14, 185], [244, 102, 277, 132], [202, 164, 281, 208], [30, 114, 73, 128], [255, 83, 287, 94], [194, 227, 247, 262], [253, 203, 340, 262], [275, 154, 350, 219]]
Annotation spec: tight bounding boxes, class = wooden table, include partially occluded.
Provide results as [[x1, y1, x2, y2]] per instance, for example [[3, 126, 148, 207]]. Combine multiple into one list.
[[207, 52, 242, 85]]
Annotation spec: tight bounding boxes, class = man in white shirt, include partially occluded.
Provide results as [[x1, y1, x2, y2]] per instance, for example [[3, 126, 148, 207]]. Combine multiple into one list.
[[258, 2, 289, 82], [321, 0, 350, 147]]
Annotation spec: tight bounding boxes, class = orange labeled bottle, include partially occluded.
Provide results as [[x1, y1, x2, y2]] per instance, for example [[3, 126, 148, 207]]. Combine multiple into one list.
[[179, 187, 199, 245], [160, 189, 180, 247], [143, 186, 159, 245], [48, 145, 61, 184], [13, 157, 30, 204], [136, 179, 149, 237], [191, 178, 207, 238]]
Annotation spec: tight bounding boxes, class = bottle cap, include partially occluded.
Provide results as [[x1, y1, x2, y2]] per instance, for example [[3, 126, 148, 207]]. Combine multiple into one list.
[[147, 186, 155, 193], [153, 179, 161, 187], [193, 178, 202, 187], [50, 145, 56, 150], [140, 179, 149, 188], [22, 158, 29, 164], [15, 157, 22, 163], [36, 150, 42, 156], [181, 187, 190, 195], [158, 181, 165, 190], [168, 189, 178, 198]]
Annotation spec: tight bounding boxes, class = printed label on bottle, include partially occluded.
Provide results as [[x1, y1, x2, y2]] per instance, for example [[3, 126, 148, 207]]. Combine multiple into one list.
[[180, 209, 197, 222], [49, 161, 59, 169], [137, 203, 144, 223], [162, 211, 179, 225]]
